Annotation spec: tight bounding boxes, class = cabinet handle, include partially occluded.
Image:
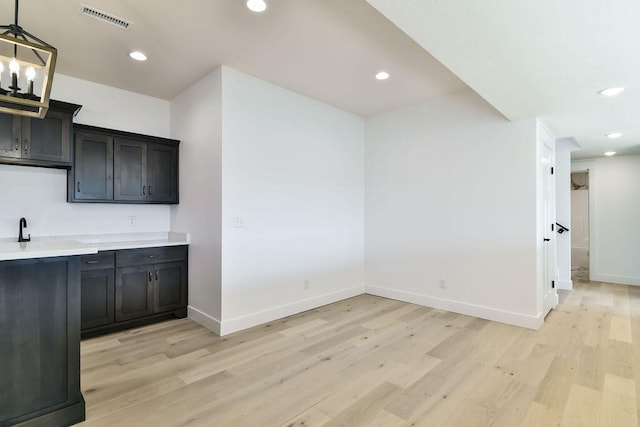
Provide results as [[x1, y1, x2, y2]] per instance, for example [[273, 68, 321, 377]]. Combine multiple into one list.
[[148, 255, 158, 259], [149, 186, 152, 195], [155, 271, 159, 281], [85, 260, 99, 264], [77, 181, 81, 193], [143, 185, 146, 195], [148, 271, 152, 282], [23, 139, 28, 154], [15, 138, 19, 150]]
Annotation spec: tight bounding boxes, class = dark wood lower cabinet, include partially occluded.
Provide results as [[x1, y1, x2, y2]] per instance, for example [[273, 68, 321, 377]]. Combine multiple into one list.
[[81, 268, 115, 330], [81, 245, 188, 338], [115, 265, 154, 321], [155, 261, 188, 312], [0, 256, 85, 427]]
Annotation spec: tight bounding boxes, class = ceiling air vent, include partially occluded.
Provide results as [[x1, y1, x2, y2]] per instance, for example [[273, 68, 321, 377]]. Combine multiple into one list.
[[80, 4, 131, 29]]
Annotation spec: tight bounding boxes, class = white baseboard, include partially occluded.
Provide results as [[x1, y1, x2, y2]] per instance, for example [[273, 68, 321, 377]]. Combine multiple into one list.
[[220, 285, 366, 336], [365, 284, 543, 330], [188, 305, 221, 336], [556, 279, 573, 290], [190, 283, 547, 336], [590, 273, 640, 286]]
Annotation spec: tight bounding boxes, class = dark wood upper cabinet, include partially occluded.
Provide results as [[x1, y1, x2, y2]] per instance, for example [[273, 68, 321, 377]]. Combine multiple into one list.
[[0, 100, 81, 168], [114, 138, 148, 201], [148, 142, 178, 202], [69, 124, 179, 204], [73, 131, 114, 201], [0, 114, 20, 158]]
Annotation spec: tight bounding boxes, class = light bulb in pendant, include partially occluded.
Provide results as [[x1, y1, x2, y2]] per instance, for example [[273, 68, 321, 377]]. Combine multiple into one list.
[[26, 66, 36, 96], [9, 58, 19, 76], [26, 66, 35, 81]]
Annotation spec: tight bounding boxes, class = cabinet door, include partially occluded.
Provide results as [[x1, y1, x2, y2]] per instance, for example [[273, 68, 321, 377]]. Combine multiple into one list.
[[81, 269, 115, 330], [21, 110, 71, 164], [115, 265, 154, 321], [148, 143, 178, 203], [154, 261, 187, 313], [114, 138, 147, 201], [0, 113, 21, 158], [74, 132, 114, 200]]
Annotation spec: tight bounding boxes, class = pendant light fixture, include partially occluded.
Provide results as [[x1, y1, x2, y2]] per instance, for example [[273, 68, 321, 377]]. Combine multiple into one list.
[[0, 0, 57, 118]]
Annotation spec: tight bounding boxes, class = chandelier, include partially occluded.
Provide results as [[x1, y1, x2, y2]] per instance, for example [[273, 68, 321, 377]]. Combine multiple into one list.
[[0, 0, 57, 118]]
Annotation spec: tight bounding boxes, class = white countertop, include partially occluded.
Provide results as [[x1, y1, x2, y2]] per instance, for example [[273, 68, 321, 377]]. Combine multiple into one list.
[[0, 232, 190, 261]]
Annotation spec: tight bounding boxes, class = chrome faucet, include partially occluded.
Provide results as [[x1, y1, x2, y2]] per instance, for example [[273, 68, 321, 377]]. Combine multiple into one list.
[[18, 217, 30, 242]]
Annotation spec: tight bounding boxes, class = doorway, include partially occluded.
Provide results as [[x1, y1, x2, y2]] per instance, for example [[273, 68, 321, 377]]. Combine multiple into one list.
[[571, 171, 589, 282]]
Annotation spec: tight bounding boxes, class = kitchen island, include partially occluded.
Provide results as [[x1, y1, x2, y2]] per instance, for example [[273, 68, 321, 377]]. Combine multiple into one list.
[[0, 232, 188, 426], [0, 254, 87, 427]]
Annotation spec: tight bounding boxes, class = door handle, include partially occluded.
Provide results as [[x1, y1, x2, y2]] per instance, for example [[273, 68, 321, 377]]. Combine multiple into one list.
[[543, 238, 551, 242]]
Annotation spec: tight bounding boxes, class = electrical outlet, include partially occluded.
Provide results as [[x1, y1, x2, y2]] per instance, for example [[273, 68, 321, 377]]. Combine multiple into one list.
[[232, 217, 245, 229], [304, 280, 310, 290], [128, 216, 136, 226], [439, 278, 446, 289]]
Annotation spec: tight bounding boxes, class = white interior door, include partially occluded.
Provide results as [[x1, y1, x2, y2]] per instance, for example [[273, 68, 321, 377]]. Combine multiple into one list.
[[542, 144, 558, 314]]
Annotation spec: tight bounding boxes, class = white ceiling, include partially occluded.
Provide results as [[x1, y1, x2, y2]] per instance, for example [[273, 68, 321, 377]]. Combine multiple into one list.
[[0, 0, 465, 116], [367, 0, 640, 159], [3, 1, 634, 159]]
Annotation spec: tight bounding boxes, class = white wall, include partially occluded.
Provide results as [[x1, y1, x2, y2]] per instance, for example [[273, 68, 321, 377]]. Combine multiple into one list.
[[0, 74, 172, 239], [573, 155, 640, 285], [170, 69, 223, 330], [365, 90, 541, 328], [220, 67, 365, 334], [52, 74, 171, 137], [554, 138, 580, 290]]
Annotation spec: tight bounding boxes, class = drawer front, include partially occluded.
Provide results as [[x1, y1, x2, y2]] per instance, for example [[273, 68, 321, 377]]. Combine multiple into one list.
[[116, 245, 187, 267], [80, 251, 115, 271]]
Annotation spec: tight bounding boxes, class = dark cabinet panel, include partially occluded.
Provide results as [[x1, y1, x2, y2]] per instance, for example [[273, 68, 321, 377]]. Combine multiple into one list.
[[114, 138, 147, 201], [155, 261, 187, 312], [23, 109, 71, 163], [80, 251, 115, 271], [0, 100, 80, 168], [116, 245, 187, 267], [73, 132, 114, 200], [0, 256, 84, 426], [148, 143, 178, 203], [0, 114, 20, 158], [115, 265, 154, 321], [70, 124, 179, 204], [81, 269, 115, 330]]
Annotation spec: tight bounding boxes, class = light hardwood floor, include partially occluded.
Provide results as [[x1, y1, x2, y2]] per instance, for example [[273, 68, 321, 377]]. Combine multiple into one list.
[[78, 281, 640, 427]]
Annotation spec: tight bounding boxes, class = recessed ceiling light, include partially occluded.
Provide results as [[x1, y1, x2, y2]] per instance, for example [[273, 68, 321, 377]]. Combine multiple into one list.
[[375, 71, 389, 81], [606, 132, 622, 139], [129, 51, 147, 61], [246, 0, 267, 12], [598, 87, 625, 97], [603, 151, 616, 156]]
